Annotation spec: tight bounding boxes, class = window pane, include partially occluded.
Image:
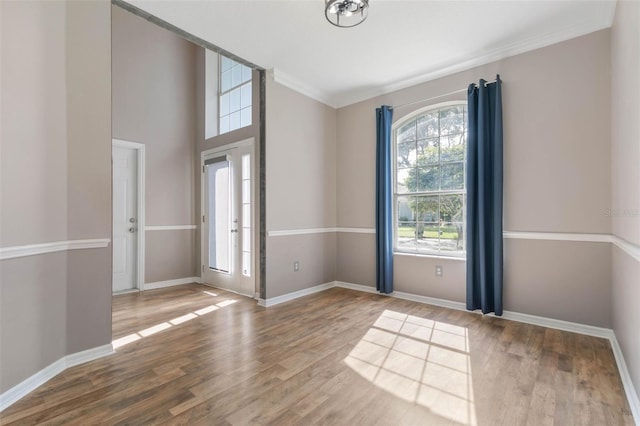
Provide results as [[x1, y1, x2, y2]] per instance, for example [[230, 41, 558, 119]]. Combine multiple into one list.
[[242, 179, 251, 203], [243, 203, 251, 226], [417, 223, 439, 253], [416, 195, 438, 222], [417, 111, 439, 139], [397, 222, 417, 252], [221, 69, 232, 92], [439, 194, 464, 223], [240, 83, 252, 109], [207, 161, 230, 272], [417, 138, 439, 165], [440, 134, 465, 162], [242, 251, 251, 276], [397, 168, 411, 193], [397, 141, 416, 168], [398, 119, 416, 143], [242, 227, 251, 250], [220, 92, 230, 116], [241, 65, 252, 83], [242, 154, 250, 179], [397, 196, 415, 221], [440, 163, 464, 190], [240, 107, 252, 128], [439, 222, 464, 252], [221, 56, 233, 72], [439, 106, 464, 135], [416, 166, 439, 192], [220, 115, 230, 134], [231, 64, 242, 87], [230, 87, 241, 112], [229, 111, 240, 131]]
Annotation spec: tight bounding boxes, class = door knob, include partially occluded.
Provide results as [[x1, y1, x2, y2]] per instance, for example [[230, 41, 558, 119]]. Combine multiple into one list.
[[230, 229, 238, 233], [129, 218, 136, 223], [129, 227, 136, 233]]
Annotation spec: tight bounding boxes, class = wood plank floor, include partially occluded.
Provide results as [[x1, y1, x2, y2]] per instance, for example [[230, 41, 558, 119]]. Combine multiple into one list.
[[1, 284, 633, 425]]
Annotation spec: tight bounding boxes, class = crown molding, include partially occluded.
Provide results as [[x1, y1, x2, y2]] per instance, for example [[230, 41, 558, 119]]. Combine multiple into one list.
[[269, 68, 337, 109]]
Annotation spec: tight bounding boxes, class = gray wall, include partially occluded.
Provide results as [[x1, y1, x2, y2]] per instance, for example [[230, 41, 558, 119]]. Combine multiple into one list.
[[265, 75, 337, 298], [112, 6, 198, 282], [610, 0, 640, 401], [335, 30, 613, 327], [65, 0, 112, 354], [0, 0, 112, 393]]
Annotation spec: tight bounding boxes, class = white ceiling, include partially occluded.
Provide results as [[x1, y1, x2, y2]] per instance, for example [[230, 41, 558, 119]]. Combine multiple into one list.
[[125, 0, 616, 108]]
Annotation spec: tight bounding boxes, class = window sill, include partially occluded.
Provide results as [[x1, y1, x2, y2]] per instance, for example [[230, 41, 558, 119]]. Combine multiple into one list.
[[393, 251, 466, 261]]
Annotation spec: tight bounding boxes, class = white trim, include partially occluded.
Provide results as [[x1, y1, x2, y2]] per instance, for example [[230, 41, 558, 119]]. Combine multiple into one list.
[[144, 277, 201, 291], [334, 281, 378, 294], [503, 231, 612, 243], [145, 225, 197, 231], [270, 68, 336, 108], [257, 281, 336, 307], [0, 344, 113, 412], [0, 239, 110, 261], [610, 333, 640, 424], [497, 310, 612, 339], [112, 139, 146, 292], [268, 228, 337, 237], [612, 236, 640, 263], [338, 227, 376, 234], [267, 227, 376, 237]]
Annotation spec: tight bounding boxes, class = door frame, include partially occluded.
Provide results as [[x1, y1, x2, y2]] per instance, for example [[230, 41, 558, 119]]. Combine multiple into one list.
[[112, 138, 146, 292], [200, 137, 255, 297]]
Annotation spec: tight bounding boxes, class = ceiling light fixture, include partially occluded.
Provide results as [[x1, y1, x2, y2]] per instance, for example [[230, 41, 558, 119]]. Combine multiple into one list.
[[325, 0, 369, 28]]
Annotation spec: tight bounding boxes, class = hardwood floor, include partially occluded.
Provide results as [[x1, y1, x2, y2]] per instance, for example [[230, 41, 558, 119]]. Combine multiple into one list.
[[1, 284, 633, 425]]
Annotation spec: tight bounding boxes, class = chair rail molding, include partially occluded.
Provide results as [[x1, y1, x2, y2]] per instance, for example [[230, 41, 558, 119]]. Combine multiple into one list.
[[0, 239, 111, 261]]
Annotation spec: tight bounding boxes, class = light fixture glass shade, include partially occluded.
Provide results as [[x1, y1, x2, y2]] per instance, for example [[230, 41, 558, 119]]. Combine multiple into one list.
[[325, 0, 369, 28]]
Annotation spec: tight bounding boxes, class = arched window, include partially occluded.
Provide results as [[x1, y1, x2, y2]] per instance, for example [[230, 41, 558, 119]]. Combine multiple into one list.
[[394, 102, 467, 257]]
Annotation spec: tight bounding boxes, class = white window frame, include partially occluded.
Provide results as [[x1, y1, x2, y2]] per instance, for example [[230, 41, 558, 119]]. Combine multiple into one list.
[[392, 100, 468, 259], [218, 55, 252, 135]]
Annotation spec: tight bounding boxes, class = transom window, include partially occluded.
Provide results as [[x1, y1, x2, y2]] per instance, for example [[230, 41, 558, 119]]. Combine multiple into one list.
[[394, 103, 467, 257], [219, 56, 252, 134]]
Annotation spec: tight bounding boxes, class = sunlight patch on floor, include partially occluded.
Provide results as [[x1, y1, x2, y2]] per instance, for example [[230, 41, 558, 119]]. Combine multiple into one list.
[[344, 309, 477, 426], [112, 298, 237, 350]]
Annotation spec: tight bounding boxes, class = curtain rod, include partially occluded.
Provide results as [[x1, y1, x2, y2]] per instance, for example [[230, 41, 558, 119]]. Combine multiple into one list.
[[392, 79, 498, 110]]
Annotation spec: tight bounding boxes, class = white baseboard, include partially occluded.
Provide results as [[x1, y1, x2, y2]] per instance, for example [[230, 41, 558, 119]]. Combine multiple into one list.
[[257, 281, 336, 307], [0, 343, 113, 412], [334, 281, 378, 294], [144, 277, 200, 291], [609, 334, 640, 424]]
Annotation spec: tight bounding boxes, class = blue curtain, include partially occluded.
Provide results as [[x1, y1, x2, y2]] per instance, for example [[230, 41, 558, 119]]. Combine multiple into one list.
[[376, 106, 394, 294], [466, 76, 503, 315]]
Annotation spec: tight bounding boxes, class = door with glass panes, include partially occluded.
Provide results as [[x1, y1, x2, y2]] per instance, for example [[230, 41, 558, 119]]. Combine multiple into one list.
[[201, 141, 254, 296]]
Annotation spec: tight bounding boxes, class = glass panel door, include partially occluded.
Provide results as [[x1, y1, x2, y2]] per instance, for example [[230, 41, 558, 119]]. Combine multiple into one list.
[[206, 159, 231, 272], [201, 140, 255, 297]]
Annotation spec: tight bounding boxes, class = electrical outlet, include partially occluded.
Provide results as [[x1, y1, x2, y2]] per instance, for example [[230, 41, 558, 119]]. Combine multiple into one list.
[[294, 261, 300, 272], [435, 265, 443, 277]]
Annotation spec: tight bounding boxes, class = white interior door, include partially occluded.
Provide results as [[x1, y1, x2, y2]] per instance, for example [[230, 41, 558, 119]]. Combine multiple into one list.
[[112, 145, 138, 293], [202, 142, 255, 296]]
